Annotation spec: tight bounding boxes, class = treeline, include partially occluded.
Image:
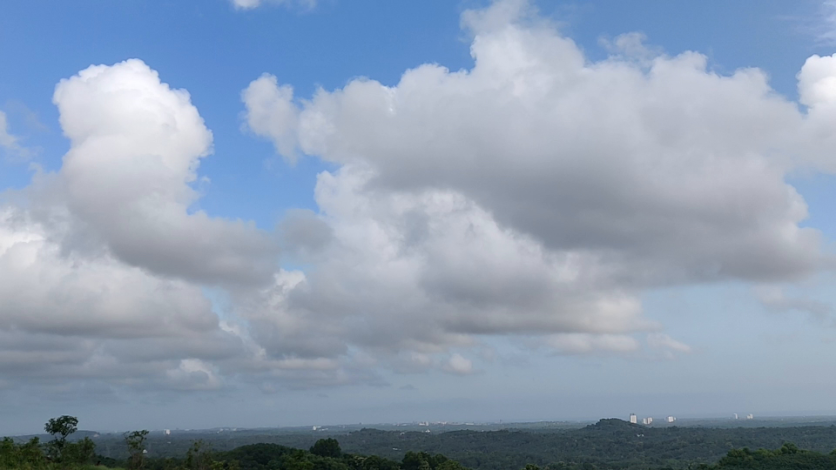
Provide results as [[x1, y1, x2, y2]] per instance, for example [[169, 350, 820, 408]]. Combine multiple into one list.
[[88, 419, 836, 470], [0, 417, 470, 470], [1, 416, 97, 470], [7, 416, 836, 470], [169, 419, 836, 470], [201, 419, 836, 470]]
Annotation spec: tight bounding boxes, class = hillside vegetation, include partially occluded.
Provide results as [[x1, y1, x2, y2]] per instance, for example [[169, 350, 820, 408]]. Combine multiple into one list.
[[6, 417, 836, 470]]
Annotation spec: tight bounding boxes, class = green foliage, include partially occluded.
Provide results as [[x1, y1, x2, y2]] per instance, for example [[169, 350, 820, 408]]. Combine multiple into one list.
[[63, 437, 97, 467], [0, 436, 48, 469], [16, 415, 836, 470], [208, 441, 401, 470], [45, 415, 80, 462], [712, 443, 836, 469], [0, 434, 96, 470], [195, 420, 835, 470], [310, 440, 341, 459], [125, 430, 150, 470], [399, 451, 468, 470], [182, 440, 223, 470], [0, 415, 99, 470]]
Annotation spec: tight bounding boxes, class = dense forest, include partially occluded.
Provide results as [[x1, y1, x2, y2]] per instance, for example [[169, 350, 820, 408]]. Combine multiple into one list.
[[82, 419, 836, 470], [5, 417, 836, 470]]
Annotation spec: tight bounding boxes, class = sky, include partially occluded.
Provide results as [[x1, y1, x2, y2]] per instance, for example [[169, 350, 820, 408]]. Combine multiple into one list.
[[2, 0, 836, 435]]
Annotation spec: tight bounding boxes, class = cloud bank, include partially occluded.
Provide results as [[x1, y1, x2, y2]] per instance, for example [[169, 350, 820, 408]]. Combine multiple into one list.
[[4, 0, 836, 395], [241, 0, 836, 370]]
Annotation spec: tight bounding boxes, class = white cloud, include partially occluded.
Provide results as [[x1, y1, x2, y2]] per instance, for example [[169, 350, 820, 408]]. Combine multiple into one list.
[[799, 54, 836, 107], [646, 333, 692, 355], [53, 59, 279, 286], [241, 0, 836, 368], [0, 60, 275, 392], [234, 164, 656, 370], [545, 334, 641, 355], [442, 354, 474, 375], [0, 204, 248, 388], [5, 0, 836, 395], [754, 284, 833, 323], [818, 1, 836, 44], [230, 0, 316, 11], [0, 111, 17, 149], [245, 7, 827, 287], [166, 359, 223, 391], [242, 75, 300, 161], [0, 110, 29, 160]]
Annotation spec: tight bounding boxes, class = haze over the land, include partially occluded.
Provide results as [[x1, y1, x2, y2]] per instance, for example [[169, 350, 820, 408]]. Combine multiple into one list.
[[2, 0, 836, 435]]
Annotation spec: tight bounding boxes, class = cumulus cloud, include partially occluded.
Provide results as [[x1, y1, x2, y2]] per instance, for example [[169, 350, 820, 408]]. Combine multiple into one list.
[[242, 0, 836, 365], [53, 60, 279, 286], [238, 164, 654, 366], [245, 11, 826, 286], [0, 60, 279, 393], [0, 186, 249, 391]]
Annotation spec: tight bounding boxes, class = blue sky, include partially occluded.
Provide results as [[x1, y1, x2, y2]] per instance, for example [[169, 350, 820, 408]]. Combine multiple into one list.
[[2, 0, 836, 435]]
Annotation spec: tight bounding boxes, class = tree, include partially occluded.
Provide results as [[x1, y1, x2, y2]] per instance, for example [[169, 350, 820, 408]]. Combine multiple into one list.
[[310, 438, 342, 458], [184, 440, 224, 470], [402, 452, 430, 470], [64, 436, 96, 466], [125, 430, 150, 470], [44, 415, 79, 462]]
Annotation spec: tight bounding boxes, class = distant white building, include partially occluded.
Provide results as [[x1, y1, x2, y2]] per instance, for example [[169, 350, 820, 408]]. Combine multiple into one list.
[[164, 429, 171, 436], [629, 414, 637, 424], [642, 417, 653, 425], [666, 416, 676, 423], [734, 413, 739, 420], [746, 414, 754, 420]]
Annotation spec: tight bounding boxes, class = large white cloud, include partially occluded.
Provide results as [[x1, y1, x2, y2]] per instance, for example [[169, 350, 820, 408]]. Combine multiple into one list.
[[242, 0, 836, 362], [54, 60, 278, 286], [0, 203, 245, 391], [0, 60, 280, 393], [238, 164, 655, 366]]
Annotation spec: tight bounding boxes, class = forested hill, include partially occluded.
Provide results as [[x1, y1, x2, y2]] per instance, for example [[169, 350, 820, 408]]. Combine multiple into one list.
[[333, 420, 836, 470], [89, 419, 836, 470]]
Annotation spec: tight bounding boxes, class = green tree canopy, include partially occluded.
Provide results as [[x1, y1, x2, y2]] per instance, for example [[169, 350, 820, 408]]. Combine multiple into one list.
[[44, 415, 79, 462], [310, 438, 342, 459]]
